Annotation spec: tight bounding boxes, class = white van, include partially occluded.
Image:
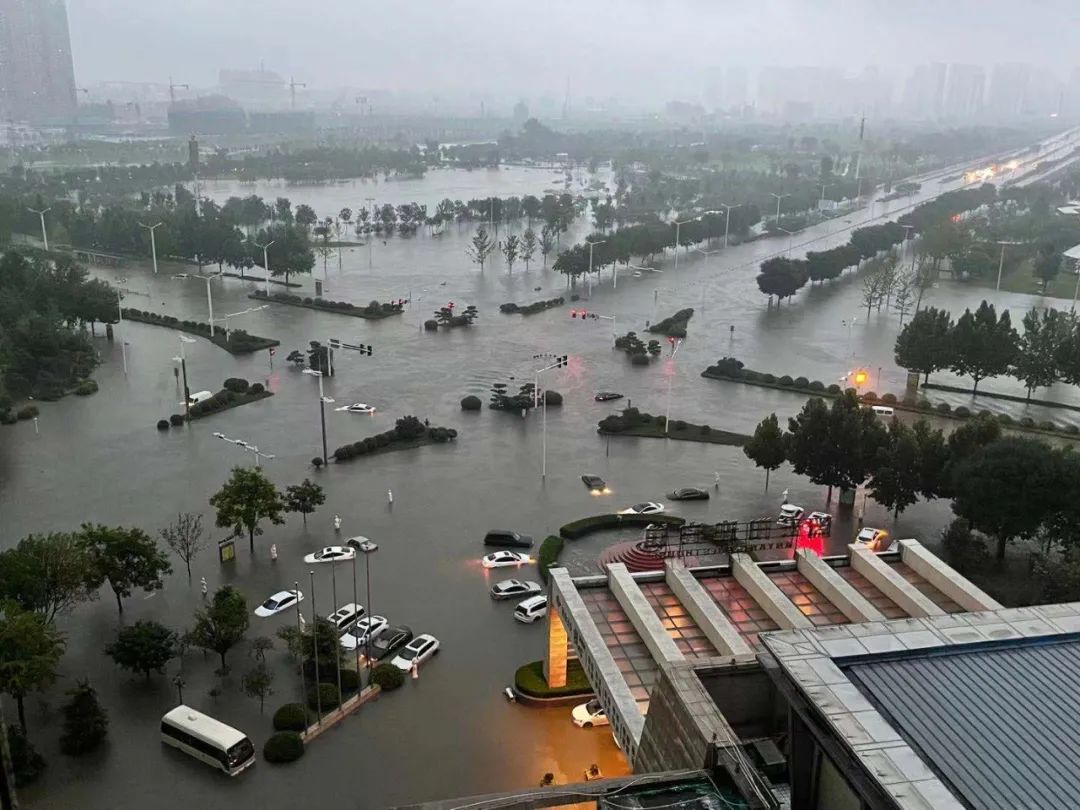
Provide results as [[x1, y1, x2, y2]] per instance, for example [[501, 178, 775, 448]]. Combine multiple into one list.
[[514, 595, 548, 623], [160, 705, 255, 775], [871, 405, 894, 416], [187, 390, 214, 406]]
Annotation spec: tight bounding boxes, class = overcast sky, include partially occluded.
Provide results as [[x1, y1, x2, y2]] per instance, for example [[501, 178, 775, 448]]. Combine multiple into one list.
[[67, 0, 1080, 102]]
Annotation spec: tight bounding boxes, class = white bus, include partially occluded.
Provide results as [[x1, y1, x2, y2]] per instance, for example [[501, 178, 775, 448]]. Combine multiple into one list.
[[160, 705, 255, 776]]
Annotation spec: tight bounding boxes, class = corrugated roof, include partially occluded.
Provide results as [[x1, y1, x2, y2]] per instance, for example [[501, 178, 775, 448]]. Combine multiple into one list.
[[846, 637, 1080, 810]]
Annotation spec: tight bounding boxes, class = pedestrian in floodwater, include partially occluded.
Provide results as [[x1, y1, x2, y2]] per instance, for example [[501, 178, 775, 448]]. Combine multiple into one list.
[[200, 577, 208, 598], [387, 489, 394, 505], [334, 514, 342, 532], [270, 544, 278, 561]]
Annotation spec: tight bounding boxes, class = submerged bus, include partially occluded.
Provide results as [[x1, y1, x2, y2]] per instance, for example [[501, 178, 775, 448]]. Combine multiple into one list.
[[160, 705, 256, 775]]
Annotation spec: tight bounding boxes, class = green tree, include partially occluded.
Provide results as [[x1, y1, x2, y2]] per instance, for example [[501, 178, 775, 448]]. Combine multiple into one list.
[[241, 663, 275, 714], [868, 419, 922, 517], [209, 467, 286, 553], [58, 680, 108, 756], [105, 620, 178, 681], [757, 257, 809, 306], [283, 479, 325, 527], [466, 225, 496, 271], [786, 392, 888, 502], [5, 725, 45, 787], [1034, 246, 1062, 286], [302, 617, 344, 674], [501, 233, 520, 273], [949, 301, 1018, 392], [539, 226, 556, 266], [249, 635, 274, 663], [1012, 308, 1066, 400], [894, 307, 954, 384], [743, 413, 786, 490], [294, 204, 317, 232], [911, 419, 949, 500], [951, 437, 1062, 560], [0, 532, 97, 622], [159, 512, 207, 578], [520, 228, 537, 270], [0, 606, 65, 732], [78, 524, 172, 615], [189, 585, 249, 672]]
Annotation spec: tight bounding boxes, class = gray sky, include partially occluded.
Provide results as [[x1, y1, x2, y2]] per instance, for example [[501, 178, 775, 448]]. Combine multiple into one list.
[[67, 0, 1080, 102]]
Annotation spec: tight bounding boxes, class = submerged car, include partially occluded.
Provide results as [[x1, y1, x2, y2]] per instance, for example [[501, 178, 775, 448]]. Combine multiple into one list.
[[594, 392, 624, 402], [514, 595, 548, 623], [572, 699, 609, 728], [856, 527, 890, 551], [338, 402, 376, 414], [777, 504, 805, 526], [481, 550, 531, 569], [581, 474, 608, 491], [361, 625, 413, 664], [254, 589, 304, 618], [326, 603, 365, 631], [669, 487, 710, 501], [618, 502, 665, 515], [340, 615, 388, 650], [303, 546, 356, 564], [491, 579, 543, 600], [483, 529, 533, 549], [807, 512, 833, 533], [390, 634, 440, 671]]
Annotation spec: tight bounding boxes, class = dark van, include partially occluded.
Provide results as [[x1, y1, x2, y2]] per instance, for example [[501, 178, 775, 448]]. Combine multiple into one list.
[[483, 529, 533, 549]]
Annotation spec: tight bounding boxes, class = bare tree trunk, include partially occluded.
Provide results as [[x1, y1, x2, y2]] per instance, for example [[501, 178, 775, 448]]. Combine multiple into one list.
[[765, 468, 771, 491], [16, 694, 26, 733]]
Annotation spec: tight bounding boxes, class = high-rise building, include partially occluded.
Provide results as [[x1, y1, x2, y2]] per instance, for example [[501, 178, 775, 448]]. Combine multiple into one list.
[[986, 63, 1031, 118], [902, 63, 947, 119], [724, 66, 748, 109], [0, 0, 78, 122], [944, 63, 985, 119]]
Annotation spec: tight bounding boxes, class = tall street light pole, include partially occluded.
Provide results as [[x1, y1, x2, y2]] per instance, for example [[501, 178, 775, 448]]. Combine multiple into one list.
[[778, 227, 796, 258], [173, 335, 196, 420], [664, 339, 683, 434], [365, 197, 376, 268], [769, 193, 790, 223], [212, 432, 275, 467], [673, 219, 694, 272], [27, 207, 50, 251], [719, 203, 741, 248], [995, 240, 1023, 292], [585, 238, 605, 297], [172, 274, 216, 336], [302, 369, 334, 466], [219, 305, 268, 343], [138, 221, 163, 274], [533, 355, 568, 478], [255, 240, 275, 296]]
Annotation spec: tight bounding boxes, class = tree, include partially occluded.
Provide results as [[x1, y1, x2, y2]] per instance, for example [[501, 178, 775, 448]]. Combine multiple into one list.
[[189, 585, 249, 672], [539, 226, 556, 266], [0, 532, 97, 622], [58, 680, 108, 756], [949, 301, 1018, 392], [283, 479, 325, 527], [520, 228, 537, 270], [911, 419, 949, 500], [861, 271, 883, 318], [294, 204, 317, 232], [0, 606, 65, 732], [159, 512, 207, 578], [1034, 246, 1062, 286], [1012, 308, 1066, 400], [868, 419, 921, 518], [78, 524, 172, 615], [209, 467, 286, 553], [785, 392, 888, 502], [501, 233, 519, 274], [951, 437, 1063, 560], [250, 636, 274, 663], [5, 725, 45, 787], [894, 307, 953, 384], [744, 414, 786, 490], [892, 271, 914, 325], [242, 663, 275, 714], [756, 257, 809, 306], [105, 620, 178, 681], [466, 225, 496, 271]]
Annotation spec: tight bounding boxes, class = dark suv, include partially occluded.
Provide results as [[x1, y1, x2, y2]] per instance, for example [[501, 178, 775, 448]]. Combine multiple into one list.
[[483, 529, 533, 549], [362, 625, 413, 664]]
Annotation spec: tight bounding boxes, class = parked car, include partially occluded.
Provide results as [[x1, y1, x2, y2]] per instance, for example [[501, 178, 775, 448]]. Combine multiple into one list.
[[856, 527, 890, 551], [390, 634, 440, 671], [777, 504, 805, 526], [807, 512, 833, 533], [581, 474, 608, 492], [514, 595, 548, 623], [491, 579, 543, 600], [481, 550, 531, 569], [618, 502, 665, 515], [340, 615, 388, 650], [338, 402, 376, 414], [594, 392, 624, 402], [483, 529, 533, 549], [870, 405, 894, 416], [572, 699, 609, 728], [669, 487, 710, 501], [254, 589, 304, 618], [361, 625, 413, 664], [303, 546, 356, 564], [326, 603, 365, 631], [345, 536, 379, 553]]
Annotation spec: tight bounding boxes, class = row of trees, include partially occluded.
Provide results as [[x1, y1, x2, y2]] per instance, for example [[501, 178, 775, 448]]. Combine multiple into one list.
[[745, 394, 1079, 560], [895, 301, 1080, 397]]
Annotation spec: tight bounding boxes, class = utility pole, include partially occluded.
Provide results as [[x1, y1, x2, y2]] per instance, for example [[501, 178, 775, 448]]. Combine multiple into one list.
[[995, 240, 1023, 292], [168, 77, 189, 104], [302, 370, 334, 466], [255, 240, 275, 296], [289, 77, 307, 110], [139, 221, 163, 274], [664, 340, 683, 434], [27, 207, 50, 251], [719, 203, 741, 248], [585, 238, 606, 297], [769, 193, 790, 223]]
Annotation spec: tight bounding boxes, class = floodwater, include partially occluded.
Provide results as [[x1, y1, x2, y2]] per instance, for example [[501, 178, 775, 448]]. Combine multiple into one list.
[[3, 136, 1079, 809]]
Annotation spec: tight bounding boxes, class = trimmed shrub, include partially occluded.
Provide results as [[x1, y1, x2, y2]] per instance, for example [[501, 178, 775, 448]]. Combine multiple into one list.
[[794, 376, 810, 388], [339, 668, 361, 693], [710, 357, 744, 377], [538, 535, 565, 583], [954, 406, 971, 418], [630, 353, 650, 366], [979, 410, 992, 418], [16, 405, 38, 420], [156, 419, 169, 430], [1066, 425, 1080, 435], [514, 659, 592, 698], [936, 402, 952, 414], [762, 373, 777, 384], [1020, 417, 1035, 428], [1039, 420, 1057, 431], [272, 703, 309, 732], [997, 413, 1014, 425], [560, 513, 683, 540], [306, 683, 340, 711], [1, 411, 18, 425], [881, 393, 897, 404], [808, 380, 825, 392], [826, 384, 841, 395], [311, 457, 323, 468], [423, 320, 438, 331], [263, 731, 305, 764], [74, 379, 99, 396], [461, 395, 482, 411], [862, 391, 878, 401], [223, 378, 250, 394], [169, 414, 185, 426], [250, 383, 265, 394], [917, 398, 932, 410], [778, 375, 794, 386], [543, 390, 563, 406], [371, 663, 405, 691], [699, 424, 711, 435]]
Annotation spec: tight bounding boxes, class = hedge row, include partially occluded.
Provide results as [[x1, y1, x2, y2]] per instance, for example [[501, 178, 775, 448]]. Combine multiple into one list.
[[251, 290, 404, 319], [121, 308, 278, 353], [332, 425, 457, 461], [647, 307, 694, 338], [559, 513, 684, 540], [537, 535, 565, 583], [499, 297, 565, 315], [514, 660, 592, 698]]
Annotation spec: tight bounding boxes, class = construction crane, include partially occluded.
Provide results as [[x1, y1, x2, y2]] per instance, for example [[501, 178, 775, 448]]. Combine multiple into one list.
[[168, 77, 189, 104]]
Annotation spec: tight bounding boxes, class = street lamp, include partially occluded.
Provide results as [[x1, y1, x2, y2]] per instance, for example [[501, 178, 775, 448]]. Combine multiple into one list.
[[219, 305, 268, 342], [302, 369, 335, 466], [692, 246, 719, 309], [365, 197, 376, 268], [995, 240, 1023, 292], [585, 238, 606, 297], [769, 193, 790, 223], [842, 317, 858, 359], [664, 339, 683, 434], [138, 221, 163, 274], [777, 227, 796, 258], [27, 207, 50, 251], [172, 273, 216, 336], [212, 432, 275, 467], [114, 277, 148, 376], [719, 202, 741, 248], [534, 354, 568, 478], [172, 335, 197, 420], [346, 536, 379, 672], [254, 240, 275, 296], [672, 218, 696, 272]]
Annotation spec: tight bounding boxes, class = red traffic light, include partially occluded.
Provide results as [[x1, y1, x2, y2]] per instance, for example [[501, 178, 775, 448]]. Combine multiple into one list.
[[570, 309, 577, 318]]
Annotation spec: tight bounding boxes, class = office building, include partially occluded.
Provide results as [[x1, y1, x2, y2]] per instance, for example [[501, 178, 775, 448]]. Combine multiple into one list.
[[0, 0, 77, 122], [943, 64, 985, 119], [903, 63, 947, 119], [986, 63, 1030, 118]]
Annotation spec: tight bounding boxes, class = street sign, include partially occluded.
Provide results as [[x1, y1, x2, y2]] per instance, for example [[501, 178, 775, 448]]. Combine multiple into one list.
[[218, 537, 236, 563]]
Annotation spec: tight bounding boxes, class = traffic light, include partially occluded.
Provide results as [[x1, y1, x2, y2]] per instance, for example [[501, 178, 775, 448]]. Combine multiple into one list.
[[556, 354, 568, 368]]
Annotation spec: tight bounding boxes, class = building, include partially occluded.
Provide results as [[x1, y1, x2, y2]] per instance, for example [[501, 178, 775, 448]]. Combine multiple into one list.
[[943, 64, 985, 119], [986, 63, 1031, 119], [0, 0, 77, 122]]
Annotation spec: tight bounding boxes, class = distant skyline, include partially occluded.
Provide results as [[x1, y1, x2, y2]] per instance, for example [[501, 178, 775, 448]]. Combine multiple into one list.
[[65, 0, 1080, 104]]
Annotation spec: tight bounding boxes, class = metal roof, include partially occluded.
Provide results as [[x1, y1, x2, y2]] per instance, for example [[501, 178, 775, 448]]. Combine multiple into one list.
[[846, 636, 1080, 810]]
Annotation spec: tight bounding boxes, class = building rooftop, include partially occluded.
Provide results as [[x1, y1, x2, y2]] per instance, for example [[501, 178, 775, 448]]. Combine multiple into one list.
[[760, 602, 1080, 809]]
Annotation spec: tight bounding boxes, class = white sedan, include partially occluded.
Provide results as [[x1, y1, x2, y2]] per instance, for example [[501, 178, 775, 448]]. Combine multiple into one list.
[[340, 615, 388, 650], [481, 550, 531, 569], [337, 402, 376, 414], [572, 699, 609, 728], [303, 546, 356, 564], [254, 589, 304, 618], [390, 634, 440, 671], [617, 502, 665, 515]]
